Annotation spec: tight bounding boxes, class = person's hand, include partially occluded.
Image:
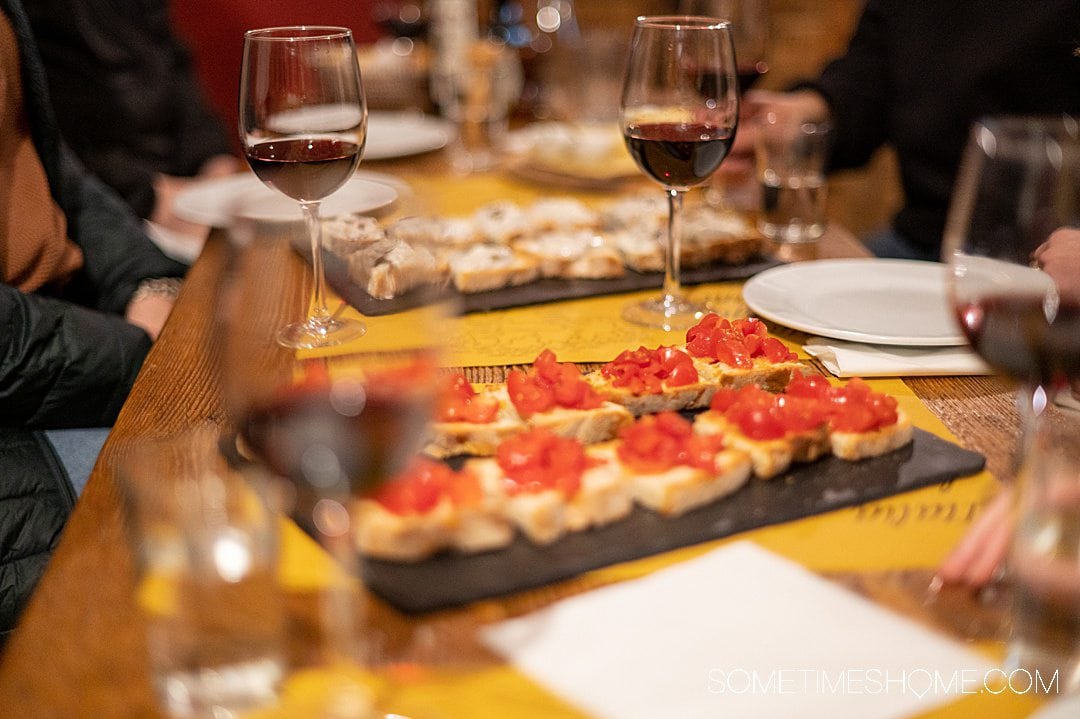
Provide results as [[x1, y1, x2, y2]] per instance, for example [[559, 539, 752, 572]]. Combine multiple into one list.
[[125, 290, 176, 340], [150, 154, 242, 236], [719, 89, 831, 182], [934, 489, 1013, 590], [1033, 227, 1080, 299]]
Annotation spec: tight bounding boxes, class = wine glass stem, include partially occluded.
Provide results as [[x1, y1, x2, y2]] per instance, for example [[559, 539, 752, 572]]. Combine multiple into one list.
[[663, 188, 686, 307], [301, 200, 331, 326]]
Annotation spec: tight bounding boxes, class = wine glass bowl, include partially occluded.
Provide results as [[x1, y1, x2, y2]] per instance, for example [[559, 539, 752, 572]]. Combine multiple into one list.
[[620, 15, 740, 329], [240, 26, 368, 349], [944, 117, 1080, 390]]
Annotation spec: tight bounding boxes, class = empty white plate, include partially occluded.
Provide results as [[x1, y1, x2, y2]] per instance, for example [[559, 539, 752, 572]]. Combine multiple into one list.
[[742, 259, 966, 346], [174, 172, 399, 226]]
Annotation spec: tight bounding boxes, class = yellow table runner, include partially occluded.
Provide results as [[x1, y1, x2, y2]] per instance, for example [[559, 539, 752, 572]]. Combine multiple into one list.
[[286, 173, 1032, 717]]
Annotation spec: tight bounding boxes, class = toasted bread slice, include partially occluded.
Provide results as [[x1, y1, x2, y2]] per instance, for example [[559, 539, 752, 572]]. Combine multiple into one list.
[[355, 499, 453, 562], [513, 230, 624, 280], [592, 442, 751, 517], [829, 407, 914, 461], [527, 401, 634, 445], [694, 411, 829, 479], [690, 355, 803, 393], [467, 459, 566, 545], [465, 444, 633, 545], [446, 244, 541, 293], [426, 387, 526, 459], [583, 370, 718, 416]]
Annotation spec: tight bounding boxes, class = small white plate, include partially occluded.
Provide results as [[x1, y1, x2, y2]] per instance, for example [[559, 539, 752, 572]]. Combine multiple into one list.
[[364, 111, 453, 160], [742, 258, 966, 346], [174, 172, 399, 226]]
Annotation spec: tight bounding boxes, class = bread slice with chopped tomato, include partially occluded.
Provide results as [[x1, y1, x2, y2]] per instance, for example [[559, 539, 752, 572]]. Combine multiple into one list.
[[694, 385, 830, 479], [682, 314, 803, 393], [465, 428, 633, 545], [426, 385, 527, 459], [595, 412, 752, 516], [583, 345, 720, 416], [356, 458, 512, 562], [507, 349, 634, 447], [784, 373, 915, 461]]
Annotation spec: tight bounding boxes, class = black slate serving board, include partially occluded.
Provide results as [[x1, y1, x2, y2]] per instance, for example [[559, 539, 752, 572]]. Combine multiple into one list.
[[360, 428, 985, 613], [320, 247, 782, 316]]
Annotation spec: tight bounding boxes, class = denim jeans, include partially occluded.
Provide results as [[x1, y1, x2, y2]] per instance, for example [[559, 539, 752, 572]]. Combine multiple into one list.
[[43, 427, 110, 497]]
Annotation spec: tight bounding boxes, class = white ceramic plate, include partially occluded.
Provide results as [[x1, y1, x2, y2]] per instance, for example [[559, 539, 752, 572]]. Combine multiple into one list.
[[364, 111, 453, 160], [173, 172, 399, 226], [742, 258, 966, 346]]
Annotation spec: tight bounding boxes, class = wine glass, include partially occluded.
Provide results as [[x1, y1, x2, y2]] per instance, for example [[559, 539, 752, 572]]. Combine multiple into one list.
[[620, 16, 740, 330], [239, 26, 367, 349], [942, 116, 1080, 688], [218, 196, 453, 710], [678, 0, 770, 92]]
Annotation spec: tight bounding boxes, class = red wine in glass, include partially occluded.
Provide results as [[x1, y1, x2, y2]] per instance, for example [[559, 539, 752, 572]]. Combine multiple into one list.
[[624, 122, 734, 189], [238, 381, 433, 537], [955, 294, 1080, 388], [246, 138, 361, 203], [619, 16, 739, 330]]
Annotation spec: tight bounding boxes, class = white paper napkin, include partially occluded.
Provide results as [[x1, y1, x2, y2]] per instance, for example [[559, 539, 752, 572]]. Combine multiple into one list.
[[481, 542, 994, 719], [803, 337, 991, 377]]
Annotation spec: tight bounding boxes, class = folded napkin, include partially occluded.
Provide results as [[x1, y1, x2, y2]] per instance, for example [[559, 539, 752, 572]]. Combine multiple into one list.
[[481, 541, 993, 719], [803, 337, 990, 377]]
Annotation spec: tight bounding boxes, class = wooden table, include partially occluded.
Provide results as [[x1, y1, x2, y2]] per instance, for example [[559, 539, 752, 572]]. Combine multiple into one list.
[[0, 158, 1030, 718]]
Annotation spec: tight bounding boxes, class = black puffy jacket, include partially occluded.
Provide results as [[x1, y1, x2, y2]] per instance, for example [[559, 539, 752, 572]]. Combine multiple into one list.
[[0, 0, 186, 640]]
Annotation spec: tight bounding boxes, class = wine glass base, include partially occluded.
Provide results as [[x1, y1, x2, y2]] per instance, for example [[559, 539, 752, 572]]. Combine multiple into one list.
[[276, 316, 366, 349], [622, 296, 710, 331]]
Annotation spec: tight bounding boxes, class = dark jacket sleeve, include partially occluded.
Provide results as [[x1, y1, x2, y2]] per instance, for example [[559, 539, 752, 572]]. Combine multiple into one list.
[[0, 286, 151, 428], [52, 146, 187, 315], [797, 0, 893, 172]]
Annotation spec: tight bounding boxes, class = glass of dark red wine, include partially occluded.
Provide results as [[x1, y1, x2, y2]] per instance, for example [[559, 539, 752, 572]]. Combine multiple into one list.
[[943, 116, 1080, 687], [620, 16, 740, 329], [239, 26, 367, 349]]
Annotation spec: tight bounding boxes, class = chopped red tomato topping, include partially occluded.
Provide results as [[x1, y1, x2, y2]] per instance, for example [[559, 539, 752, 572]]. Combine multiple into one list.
[[617, 411, 725, 473], [684, 313, 798, 366], [435, 372, 500, 424], [370, 457, 481, 515], [784, 372, 899, 433], [507, 349, 603, 419], [495, 427, 590, 497], [709, 384, 828, 440], [600, 345, 699, 395]]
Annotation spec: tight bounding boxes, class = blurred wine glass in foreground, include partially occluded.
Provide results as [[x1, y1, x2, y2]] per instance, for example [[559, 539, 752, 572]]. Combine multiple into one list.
[[620, 15, 740, 329], [943, 115, 1080, 690], [219, 203, 449, 714], [240, 26, 367, 349]]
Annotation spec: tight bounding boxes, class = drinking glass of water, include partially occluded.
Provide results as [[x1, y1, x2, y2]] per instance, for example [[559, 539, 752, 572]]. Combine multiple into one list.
[[755, 112, 830, 244]]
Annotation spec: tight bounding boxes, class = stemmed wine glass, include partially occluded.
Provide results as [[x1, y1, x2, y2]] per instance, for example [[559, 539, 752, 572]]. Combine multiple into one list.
[[943, 116, 1080, 687], [240, 26, 367, 349], [218, 200, 450, 712], [620, 16, 740, 330]]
